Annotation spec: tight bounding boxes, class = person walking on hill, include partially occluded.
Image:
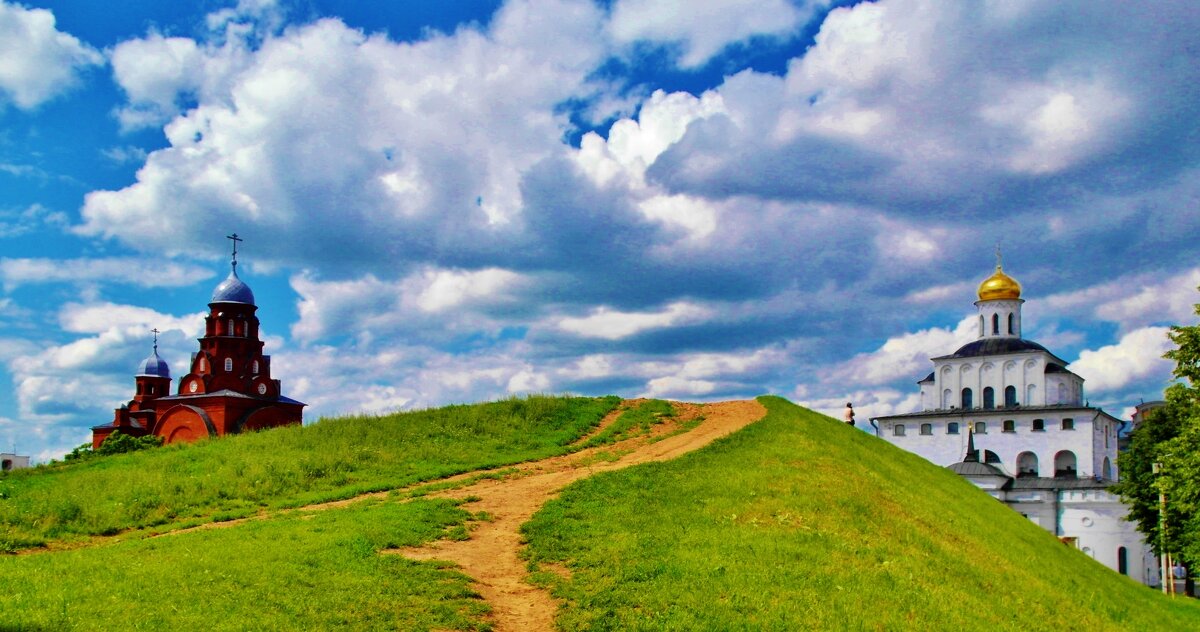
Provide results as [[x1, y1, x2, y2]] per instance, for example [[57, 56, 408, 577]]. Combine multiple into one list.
[[843, 402, 855, 427]]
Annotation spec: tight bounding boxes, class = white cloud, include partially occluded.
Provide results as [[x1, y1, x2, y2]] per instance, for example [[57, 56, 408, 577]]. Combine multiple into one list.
[[608, 0, 817, 68], [1072, 326, 1173, 393], [643, 375, 715, 398], [1044, 268, 1200, 334], [830, 316, 977, 386], [556, 301, 711, 340], [0, 1, 102, 109], [0, 257, 214, 291], [81, 0, 609, 265]]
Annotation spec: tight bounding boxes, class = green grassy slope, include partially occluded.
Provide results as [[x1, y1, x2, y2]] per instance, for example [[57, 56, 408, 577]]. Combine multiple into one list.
[[0, 395, 619, 552], [522, 397, 1200, 631]]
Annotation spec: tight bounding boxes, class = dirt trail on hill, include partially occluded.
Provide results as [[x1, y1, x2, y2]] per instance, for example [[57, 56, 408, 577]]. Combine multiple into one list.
[[388, 399, 766, 632]]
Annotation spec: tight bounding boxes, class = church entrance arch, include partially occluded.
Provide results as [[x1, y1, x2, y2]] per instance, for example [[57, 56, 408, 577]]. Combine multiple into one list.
[[153, 405, 217, 445], [1054, 451, 1077, 478], [1017, 452, 1038, 477]]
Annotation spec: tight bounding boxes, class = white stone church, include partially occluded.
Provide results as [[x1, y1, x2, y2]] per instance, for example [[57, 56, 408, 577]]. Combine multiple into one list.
[[871, 262, 1159, 586]]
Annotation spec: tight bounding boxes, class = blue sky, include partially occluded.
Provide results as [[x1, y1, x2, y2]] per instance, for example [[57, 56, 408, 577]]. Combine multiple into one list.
[[2, 0, 1198, 461]]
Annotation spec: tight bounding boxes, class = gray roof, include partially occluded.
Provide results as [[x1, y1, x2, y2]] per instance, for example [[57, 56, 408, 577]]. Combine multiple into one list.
[[211, 266, 255, 305], [948, 461, 1008, 477], [931, 335, 1065, 366], [157, 389, 305, 406]]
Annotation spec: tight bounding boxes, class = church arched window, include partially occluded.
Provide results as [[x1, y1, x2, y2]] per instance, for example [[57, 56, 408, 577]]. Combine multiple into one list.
[[979, 315, 984, 337], [893, 425, 906, 437], [947, 422, 959, 435], [1007, 313, 1014, 334], [1118, 547, 1128, 575], [198, 357, 206, 372], [1004, 385, 1017, 407], [974, 421, 987, 434], [920, 423, 932, 435], [961, 388, 973, 409], [225, 357, 233, 372], [1032, 418, 1045, 431], [1054, 451, 1077, 478], [983, 387, 995, 409], [1102, 457, 1112, 480], [228, 319, 234, 336], [1002, 419, 1015, 433], [992, 313, 999, 335], [1061, 418, 1074, 431], [1017, 452, 1039, 477], [1026, 384, 1037, 405], [942, 389, 952, 409], [252, 360, 259, 374]]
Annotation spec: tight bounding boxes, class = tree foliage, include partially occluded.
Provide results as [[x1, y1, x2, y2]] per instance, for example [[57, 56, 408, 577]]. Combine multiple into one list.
[[1114, 289, 1200, 568], [62, 431, 163, 462]]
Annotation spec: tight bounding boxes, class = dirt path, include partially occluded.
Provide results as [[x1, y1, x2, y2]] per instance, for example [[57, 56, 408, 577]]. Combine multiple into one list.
[[390, 399, 766, 632]]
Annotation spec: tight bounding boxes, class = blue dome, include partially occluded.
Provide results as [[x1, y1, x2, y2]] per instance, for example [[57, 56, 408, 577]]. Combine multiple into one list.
[[136, 349, 170, 378], [211, 266, 256, 305]]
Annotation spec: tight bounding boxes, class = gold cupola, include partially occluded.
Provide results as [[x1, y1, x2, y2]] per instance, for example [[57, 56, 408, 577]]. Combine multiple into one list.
[[977, 265, 1021, 301]]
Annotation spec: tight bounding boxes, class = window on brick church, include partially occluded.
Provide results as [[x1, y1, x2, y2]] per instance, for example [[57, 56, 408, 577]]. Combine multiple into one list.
[[894, 425, 906, 437], [983, 387, 995, 409], [947, 422, 959, 434], [228, 319, 234, 335], [252, 360, 259, 374], [225, 357, 233, 372], [1004, 385, 1017, 407], [1003, 419, 1015, 433], [1061, 418, 1074, 430], [1032, 418, 1045, 431], [920, 423, 932, 435]]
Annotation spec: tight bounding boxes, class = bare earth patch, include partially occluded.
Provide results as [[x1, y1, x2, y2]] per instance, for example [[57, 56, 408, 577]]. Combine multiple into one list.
[[386, 399, 767, 632]]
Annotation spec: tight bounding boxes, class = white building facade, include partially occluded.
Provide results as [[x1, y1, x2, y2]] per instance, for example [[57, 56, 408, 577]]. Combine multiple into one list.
[[872, 263, 1158, 586]]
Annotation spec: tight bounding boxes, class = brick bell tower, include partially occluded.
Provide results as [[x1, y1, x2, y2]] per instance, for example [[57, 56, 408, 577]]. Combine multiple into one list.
[[92, 234, 304, 448]]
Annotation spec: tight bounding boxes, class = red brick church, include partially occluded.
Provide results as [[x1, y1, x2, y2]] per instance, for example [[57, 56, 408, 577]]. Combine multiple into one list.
[[91, 236, 304, 448]]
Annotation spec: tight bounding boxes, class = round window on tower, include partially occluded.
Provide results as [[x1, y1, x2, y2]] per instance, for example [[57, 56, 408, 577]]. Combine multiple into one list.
[[188, 380, 198, 393], [257, 383, 267, 395]]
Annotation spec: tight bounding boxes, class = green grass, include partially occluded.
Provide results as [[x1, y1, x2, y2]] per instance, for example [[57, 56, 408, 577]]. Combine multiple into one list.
[[0, 395, 619, 551], [579, 399, 674, 448], [0, 497, 491, 631], [522, 396, 1200, 631]]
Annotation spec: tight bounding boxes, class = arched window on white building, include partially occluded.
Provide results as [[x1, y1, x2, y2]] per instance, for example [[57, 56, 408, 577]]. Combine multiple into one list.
[[943, 389, 952, 409], [1054, 451, 1077, 478], [1026, 384, 1037, 406], [1102, 457, 1112, 480], [992, 313, 1000, 335], [983, 387, 995, 409], [1004, 385, 1017, 407], [962, 388, 973, 409], [1017, 452, 1038, 477]]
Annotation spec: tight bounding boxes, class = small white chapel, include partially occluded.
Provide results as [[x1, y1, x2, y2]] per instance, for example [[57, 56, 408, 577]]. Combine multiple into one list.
[[871, 259, 1159, 586]]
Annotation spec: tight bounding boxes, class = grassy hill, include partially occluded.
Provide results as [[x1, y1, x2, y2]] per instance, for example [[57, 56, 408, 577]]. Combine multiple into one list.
[[521, 396, 1200, 630], [1, 395, 1196, 630]]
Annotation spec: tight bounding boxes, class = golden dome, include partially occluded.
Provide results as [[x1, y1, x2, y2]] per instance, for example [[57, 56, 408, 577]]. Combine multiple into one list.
[[978, 266, 1021, 301]]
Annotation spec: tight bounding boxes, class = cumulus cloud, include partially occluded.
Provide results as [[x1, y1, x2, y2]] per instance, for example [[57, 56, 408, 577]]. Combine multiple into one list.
[[0, 1, 102, 110], [608, 0, 818, 68], [1072, 326, 1174, 393], [556, 302, 712, 340], [0, 257, 214, 291], [1045, 268, 1200, 334], [829, 316, 976, 387]]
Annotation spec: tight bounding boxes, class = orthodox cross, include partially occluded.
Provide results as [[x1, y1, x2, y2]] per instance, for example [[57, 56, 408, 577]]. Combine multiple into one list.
[[151, 327, 160, 351], [227, 233, 243, 268], [995, 243, 1003, 269]]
